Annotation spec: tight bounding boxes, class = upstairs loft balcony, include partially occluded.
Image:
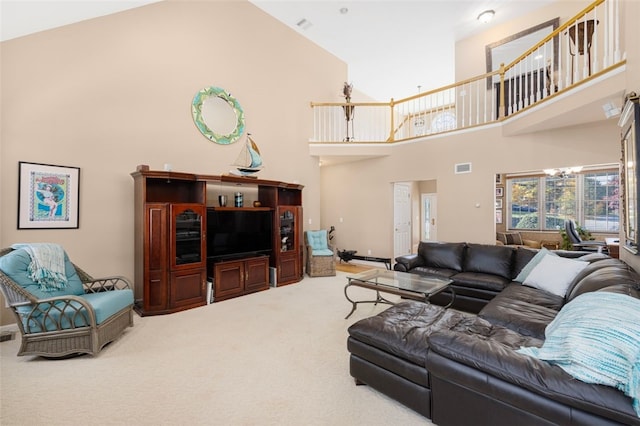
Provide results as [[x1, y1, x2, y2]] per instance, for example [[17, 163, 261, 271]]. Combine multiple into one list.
[[310, 0, 628, 165]]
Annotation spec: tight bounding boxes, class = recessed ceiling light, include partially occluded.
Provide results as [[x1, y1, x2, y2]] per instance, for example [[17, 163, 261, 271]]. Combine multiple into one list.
[[477, 10, 495, 23], [339, 8, 348, 15]]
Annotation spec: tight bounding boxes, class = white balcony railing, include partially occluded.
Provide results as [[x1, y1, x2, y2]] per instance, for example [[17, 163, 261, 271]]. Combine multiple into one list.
[[310, 0, 626, 144]]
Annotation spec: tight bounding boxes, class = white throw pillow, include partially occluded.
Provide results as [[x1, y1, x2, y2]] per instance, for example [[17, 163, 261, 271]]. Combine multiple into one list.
[[515, 248, 557, 283], [523, 255, 588, 297]]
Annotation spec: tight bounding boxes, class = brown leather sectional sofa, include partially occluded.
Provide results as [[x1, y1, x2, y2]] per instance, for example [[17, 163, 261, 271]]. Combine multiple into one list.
[[348, 242, 640, 425], [392, 241, 588, 313]]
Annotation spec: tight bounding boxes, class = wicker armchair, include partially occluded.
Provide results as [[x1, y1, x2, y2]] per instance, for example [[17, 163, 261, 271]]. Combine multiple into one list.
[[304, 230, 336, 277], [0, 247, 134, 358]]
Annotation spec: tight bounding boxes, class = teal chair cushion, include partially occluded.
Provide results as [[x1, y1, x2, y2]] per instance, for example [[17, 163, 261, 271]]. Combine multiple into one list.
[[312, 248, 334, 257], [16, 289, 133, 332], [80, 290, 134, 324], [0, 248, 84, 298], [307, 230, 328, 251]]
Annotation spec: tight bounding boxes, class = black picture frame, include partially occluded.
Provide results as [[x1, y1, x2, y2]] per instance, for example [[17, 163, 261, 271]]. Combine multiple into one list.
[[486, 18, 560, 90], [18, 161, 80, 229]]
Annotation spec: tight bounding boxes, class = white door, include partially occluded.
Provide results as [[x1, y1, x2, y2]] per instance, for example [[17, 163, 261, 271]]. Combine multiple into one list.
[[421, 193, 438, 241], [394, 183, 412, 259]]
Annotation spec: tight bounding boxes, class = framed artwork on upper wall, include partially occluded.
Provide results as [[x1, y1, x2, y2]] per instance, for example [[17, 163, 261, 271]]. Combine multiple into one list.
[[18, 162, 80, 229], [485, 17, 560, 89]]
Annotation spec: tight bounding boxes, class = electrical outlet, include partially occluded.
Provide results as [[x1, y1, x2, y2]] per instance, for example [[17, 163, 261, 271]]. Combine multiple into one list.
[[367, 249, 372, 255]]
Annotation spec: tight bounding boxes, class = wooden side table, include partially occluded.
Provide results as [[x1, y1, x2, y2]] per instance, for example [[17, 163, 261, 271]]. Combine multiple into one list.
[[605, 238, 620, 258], [540, 240, 560, 250]]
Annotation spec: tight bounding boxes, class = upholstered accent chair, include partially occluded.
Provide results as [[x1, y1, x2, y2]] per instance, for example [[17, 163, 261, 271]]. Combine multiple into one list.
[[304, 230, 336, 277], [0, 246, 134, 357]]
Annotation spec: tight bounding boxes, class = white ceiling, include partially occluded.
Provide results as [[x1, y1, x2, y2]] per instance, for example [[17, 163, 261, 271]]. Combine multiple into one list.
[[1, 0, 555, 101]]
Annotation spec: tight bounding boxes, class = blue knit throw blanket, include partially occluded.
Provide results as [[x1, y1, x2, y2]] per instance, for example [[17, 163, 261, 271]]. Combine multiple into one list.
[[517, 292, 640, 418], [11, 243, 68, 292]]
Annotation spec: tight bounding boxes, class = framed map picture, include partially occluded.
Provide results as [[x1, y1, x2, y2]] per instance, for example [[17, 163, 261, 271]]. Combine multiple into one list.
[[18, 162, 80, 229]]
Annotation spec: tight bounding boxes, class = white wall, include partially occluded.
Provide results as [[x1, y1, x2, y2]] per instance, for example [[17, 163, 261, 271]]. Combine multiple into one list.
[[321, 120, 621, 258], [0, 0, 347, 324], [320, 0, 640, 261]]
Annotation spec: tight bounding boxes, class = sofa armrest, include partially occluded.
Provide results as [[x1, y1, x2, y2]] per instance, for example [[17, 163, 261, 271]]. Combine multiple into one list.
[[393, 254, 424, 272], [522, 239, 542, 249], [427, 330, 639, 423], [18, 294, 97, 333], [83, 276, 132, 293]]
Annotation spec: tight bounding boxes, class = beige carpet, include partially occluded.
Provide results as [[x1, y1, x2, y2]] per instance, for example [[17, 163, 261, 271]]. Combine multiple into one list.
[[0, 272, 430, 425]]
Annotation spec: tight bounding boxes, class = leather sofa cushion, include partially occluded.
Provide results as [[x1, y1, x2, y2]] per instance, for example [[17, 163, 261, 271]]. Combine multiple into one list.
[[567, 258, 625, 286], [463, 244, 514, 280], [427, 330, 640, 424], [566, 259, 640, 301], [512, 247, 538, 279], [598, 284, 640, 298], [451, 271, 510, 293], [347, 301, 473, 366], [410, 266, 457, 279], [478, 283, 563, 339], [417, 242, 465, 272]]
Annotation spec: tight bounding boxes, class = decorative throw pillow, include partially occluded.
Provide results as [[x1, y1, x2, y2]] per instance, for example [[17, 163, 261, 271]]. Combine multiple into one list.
[[523, 254, 588, 297], [514, 248, 557, 283], [517, 292, 640, 417], [506, 232, 523, 245], [497, 232, 523, 245]]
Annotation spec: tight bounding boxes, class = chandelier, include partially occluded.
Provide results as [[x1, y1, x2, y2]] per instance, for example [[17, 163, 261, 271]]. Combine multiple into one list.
[[543, 166, 583, 178]]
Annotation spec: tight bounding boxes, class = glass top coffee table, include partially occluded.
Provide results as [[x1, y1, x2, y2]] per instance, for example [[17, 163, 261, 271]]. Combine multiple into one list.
[[344, 269, 454, 319]]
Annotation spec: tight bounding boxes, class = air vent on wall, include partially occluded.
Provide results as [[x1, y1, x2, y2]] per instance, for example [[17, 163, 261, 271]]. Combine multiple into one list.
[[454, 162, 472, 174]]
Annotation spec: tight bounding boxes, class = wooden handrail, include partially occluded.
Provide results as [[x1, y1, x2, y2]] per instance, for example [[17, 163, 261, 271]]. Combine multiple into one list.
[[310, 0, 622, 143]]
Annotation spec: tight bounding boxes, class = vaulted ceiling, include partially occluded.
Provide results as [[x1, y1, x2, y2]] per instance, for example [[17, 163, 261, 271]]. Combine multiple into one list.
[[1, 0, 555, 101]]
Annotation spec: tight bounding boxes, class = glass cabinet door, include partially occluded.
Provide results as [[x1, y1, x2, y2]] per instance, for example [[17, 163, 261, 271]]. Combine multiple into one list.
[[279, 207, 296, 252], [171, 204, 205, 268]]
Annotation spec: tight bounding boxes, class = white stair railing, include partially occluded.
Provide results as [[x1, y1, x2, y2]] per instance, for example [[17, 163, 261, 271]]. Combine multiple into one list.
[[310, 0, 625, 144]]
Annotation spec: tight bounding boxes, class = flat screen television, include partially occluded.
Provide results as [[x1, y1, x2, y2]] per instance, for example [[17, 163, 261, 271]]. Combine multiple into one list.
[[207, 208, 273, 260]]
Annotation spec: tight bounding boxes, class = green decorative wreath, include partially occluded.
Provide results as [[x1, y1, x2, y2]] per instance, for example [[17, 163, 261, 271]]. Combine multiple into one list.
[[191, 86, 245, 145]]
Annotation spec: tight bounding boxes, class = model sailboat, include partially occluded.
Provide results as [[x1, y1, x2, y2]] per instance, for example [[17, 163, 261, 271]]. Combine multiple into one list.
[[230, 133, 263, 176]]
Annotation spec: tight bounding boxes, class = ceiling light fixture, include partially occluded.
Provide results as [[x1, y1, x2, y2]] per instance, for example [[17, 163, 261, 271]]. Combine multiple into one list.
[[544, 166, 583, 178], [477, 10, 495, 23], [339, 7, 348, 15]]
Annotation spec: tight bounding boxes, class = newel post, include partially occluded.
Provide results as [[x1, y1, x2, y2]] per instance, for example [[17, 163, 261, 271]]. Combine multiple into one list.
[[499, 63, 506, 119], [389, 98, 395, 142]]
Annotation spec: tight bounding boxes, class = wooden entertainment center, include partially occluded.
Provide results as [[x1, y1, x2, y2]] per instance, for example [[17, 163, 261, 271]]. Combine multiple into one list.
[[131, 165, 303, 315]]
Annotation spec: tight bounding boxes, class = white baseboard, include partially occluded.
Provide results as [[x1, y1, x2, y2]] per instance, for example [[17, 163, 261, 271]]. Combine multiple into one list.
[[340, 259, 390, 269], [0, 323, 19, 333]]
